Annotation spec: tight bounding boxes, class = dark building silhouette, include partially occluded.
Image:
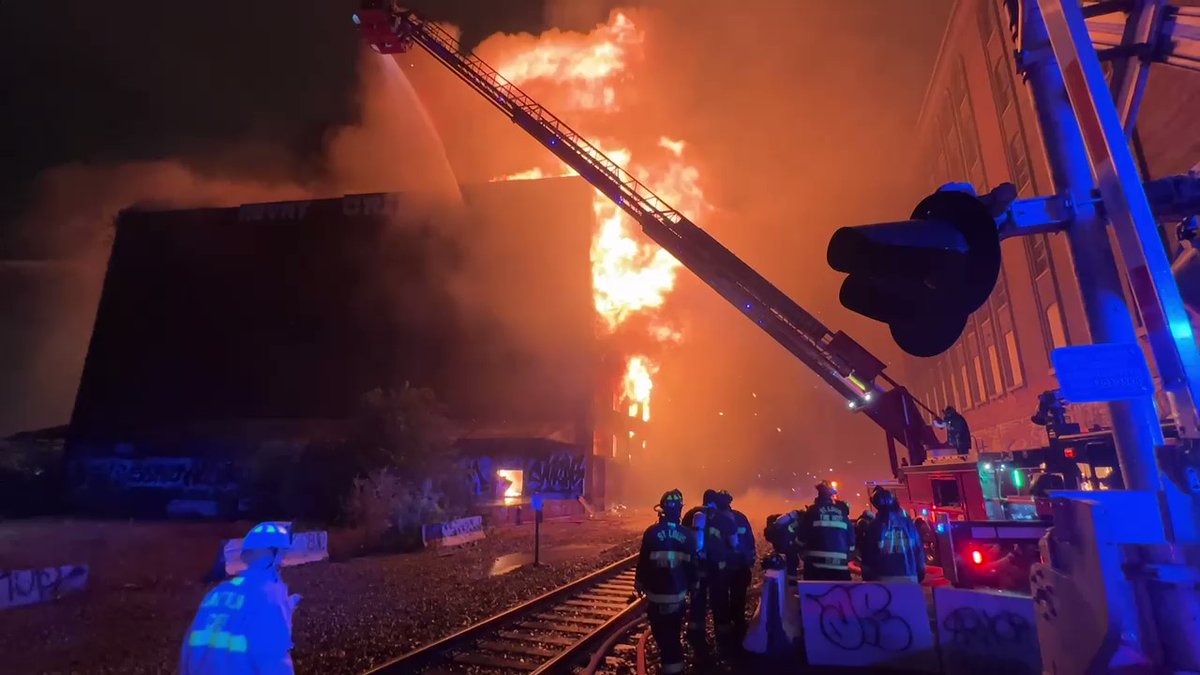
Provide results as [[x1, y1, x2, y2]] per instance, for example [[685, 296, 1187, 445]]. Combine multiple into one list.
[[66, 178, 604, 514]]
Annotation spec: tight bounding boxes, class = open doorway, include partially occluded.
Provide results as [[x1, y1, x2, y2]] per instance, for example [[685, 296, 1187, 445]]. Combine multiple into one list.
[[495, 469, 524, 500]]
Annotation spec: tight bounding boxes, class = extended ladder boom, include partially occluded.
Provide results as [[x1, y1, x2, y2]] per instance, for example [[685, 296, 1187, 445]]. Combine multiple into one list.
[[355, 3, 941, 470]]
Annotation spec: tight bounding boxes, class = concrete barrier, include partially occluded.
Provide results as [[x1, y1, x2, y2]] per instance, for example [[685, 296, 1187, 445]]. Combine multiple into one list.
[[798, 581, 937, 671], [222, 530, 329, 576], [0, 565, 89, 610], [422, 515, 486, 548], [934, 587, 1041, 675], [743, 569, 801, 655]]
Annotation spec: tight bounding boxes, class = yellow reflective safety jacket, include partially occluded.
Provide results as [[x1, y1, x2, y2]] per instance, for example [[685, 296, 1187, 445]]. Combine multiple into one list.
[[179, 563, 297, 675]]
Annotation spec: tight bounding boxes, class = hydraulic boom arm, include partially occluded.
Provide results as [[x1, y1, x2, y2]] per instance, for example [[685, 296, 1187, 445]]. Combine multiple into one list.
[[354, 2, 942, 472]]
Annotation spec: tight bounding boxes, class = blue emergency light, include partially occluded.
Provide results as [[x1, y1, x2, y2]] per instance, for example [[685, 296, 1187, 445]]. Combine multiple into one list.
[[531, 495, 544, 512]]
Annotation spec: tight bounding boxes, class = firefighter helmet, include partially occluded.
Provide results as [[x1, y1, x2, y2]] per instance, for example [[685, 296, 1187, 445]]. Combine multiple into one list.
[[870, 487, 897, 510], [242, 522, 294, 552], [702, 488, 719, 506], [816, 480, 838, 500], [656, 489, 684, 517], [714, 489, 733, 509]]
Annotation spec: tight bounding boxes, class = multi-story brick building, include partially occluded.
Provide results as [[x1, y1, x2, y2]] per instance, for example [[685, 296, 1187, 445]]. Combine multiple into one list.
[[901, 0, 1200, 453]]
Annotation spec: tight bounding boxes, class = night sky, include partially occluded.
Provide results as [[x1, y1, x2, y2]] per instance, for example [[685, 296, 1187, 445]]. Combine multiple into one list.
[[0, 0, 592, 255]]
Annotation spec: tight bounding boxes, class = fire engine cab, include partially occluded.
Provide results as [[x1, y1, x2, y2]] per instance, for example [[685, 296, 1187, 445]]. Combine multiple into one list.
[[896, 415, 1137, 590]]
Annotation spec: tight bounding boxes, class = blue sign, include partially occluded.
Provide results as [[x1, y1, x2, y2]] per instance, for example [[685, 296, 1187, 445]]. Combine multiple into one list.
[[531, 495, 544, 512], [1052, 343, 1154, 402]]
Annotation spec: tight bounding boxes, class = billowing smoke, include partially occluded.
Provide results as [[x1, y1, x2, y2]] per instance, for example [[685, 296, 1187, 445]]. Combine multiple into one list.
[[0, 48, 462, 436], [402, 0, 951, 511]]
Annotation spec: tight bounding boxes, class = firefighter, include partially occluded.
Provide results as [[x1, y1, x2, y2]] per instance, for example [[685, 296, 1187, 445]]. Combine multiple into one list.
[[714, 490, 755, 641], [854, 508, 875, 563], [681, 493, 710, 647], [934, 405, 972, 455], [764, 507, 804, 581], [860, 487, 925, 583], [800, 481, 854, 581], [180, 522, 301, 675], [636, 489, 699, 675], [701, 489, 739, 650]]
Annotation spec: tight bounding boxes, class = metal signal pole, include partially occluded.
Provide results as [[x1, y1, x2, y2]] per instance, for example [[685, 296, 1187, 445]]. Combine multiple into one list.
[[1017, 0, 1200, 670]]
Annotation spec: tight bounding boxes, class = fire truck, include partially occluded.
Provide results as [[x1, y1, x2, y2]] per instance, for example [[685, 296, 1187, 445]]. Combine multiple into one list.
[[350, 2, 1121, 588]]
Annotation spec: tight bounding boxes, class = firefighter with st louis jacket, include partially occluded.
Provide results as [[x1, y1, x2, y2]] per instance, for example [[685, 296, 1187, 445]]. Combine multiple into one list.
[[636, 489, 699, 675]]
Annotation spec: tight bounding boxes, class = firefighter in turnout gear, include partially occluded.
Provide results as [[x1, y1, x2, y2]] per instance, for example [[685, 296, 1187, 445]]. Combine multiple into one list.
[[765, 508, 805, 581], [180, 522, 301, 675], [636, 490, 699, 675], [699, 489, 740, 651], [713, 490, 755, 641], [681, 496, 710, 648], [860, 487, 925, 583], [800, 481, 854, 581]]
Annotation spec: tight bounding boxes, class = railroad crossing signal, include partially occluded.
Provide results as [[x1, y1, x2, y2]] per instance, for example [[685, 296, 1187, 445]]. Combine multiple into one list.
[[827, 188, 1003, 357]]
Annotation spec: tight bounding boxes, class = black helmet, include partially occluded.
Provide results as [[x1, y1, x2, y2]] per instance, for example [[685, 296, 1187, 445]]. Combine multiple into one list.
[[816, 480, 837, 500], [870, 487, 897, 510], [714, 489, 733, 509], [657, 489, 684, 520], [702, 489, 719, 506]]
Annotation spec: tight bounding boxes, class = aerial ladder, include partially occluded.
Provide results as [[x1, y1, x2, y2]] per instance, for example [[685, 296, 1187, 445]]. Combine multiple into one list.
[[352, 1, 942, 474]]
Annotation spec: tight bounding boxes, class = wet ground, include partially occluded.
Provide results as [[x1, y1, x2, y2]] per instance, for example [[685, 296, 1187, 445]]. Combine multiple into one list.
[[0, 515, 643, 674]]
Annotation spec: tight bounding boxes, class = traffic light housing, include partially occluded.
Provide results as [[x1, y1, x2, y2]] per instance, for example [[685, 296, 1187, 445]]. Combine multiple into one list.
[[827, 189, 1002, 357]]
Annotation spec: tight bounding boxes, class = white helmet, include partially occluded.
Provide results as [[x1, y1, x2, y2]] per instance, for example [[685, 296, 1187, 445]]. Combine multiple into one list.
[[242, 522, 293, 552]]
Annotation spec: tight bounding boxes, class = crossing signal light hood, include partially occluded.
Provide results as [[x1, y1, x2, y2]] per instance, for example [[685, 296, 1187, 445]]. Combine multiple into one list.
[[827, 189, 1002, 357]]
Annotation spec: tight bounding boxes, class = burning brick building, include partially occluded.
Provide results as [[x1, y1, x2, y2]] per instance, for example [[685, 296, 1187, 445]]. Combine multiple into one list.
[[66, 177, 639, 515], [901, 0, 1200, 454]]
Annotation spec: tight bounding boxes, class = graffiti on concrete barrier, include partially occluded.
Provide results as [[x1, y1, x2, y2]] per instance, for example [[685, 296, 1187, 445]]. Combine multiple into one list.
[[223, 530, 329, 575], [799, 581, 936, 670], [422, 515, 486, 548], [934, 587, 1041, 675], [0, 565, 89, 610], [806, 584, 914, 652]]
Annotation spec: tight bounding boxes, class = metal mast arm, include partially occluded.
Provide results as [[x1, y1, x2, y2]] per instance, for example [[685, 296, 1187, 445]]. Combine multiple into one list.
[[355, 4, 941, 463]]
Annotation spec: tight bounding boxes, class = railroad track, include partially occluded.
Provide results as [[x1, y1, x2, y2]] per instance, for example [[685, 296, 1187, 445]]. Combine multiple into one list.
[[364, 554, 645, 675]]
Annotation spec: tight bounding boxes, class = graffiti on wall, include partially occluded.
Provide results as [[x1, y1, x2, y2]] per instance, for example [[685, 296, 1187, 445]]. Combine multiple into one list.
[[528, 452, 585, 494], [79, 457, 236, 493], [465, 451, 585, 498]]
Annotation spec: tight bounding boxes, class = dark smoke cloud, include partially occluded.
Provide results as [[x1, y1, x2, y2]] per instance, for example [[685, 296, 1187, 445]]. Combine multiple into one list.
[[0, 47, 463, 436]]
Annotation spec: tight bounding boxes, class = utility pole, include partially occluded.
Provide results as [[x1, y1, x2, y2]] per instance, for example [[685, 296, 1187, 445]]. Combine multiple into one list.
[[1015, 0, 1200, 670]]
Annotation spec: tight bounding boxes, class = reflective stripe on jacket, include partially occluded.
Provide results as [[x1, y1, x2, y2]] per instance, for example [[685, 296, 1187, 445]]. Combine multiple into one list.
[[636, 521, 699, 601], [801, 500, 854, 570], [179, 565, 296, 675], [860, 511, 926, 583]]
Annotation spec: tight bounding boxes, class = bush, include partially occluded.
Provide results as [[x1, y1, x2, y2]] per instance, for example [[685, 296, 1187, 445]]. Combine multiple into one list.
[[242, 385, 468, 533], [344, 470, 465, 552], [0, 440, 65, 517]]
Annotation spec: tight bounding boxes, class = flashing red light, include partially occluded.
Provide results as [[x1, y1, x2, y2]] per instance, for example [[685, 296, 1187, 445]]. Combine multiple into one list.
[[1064, 448, 1076, 459], [970, 549, 984, 565]]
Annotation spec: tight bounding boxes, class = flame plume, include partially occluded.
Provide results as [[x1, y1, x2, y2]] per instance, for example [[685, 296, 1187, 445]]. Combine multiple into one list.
[[487, 12, 708, 427]]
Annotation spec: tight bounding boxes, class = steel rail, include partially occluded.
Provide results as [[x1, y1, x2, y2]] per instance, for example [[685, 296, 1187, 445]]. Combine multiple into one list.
[[362, 552, 639, 674]]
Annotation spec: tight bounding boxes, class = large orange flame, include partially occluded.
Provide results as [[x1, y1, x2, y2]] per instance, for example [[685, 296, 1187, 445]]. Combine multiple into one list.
[[487, 12, 706, 427]]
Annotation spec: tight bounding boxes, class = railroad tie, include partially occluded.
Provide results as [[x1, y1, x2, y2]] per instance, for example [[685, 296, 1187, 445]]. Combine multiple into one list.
[[497, 630, 576, 647]]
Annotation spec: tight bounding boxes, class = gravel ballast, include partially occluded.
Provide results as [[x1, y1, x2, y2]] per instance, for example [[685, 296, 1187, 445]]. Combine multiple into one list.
[[0, 516, 642, 675]]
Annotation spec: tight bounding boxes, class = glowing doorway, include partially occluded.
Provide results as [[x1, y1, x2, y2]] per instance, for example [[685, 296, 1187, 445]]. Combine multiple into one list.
[[496, 469, 524, 498]]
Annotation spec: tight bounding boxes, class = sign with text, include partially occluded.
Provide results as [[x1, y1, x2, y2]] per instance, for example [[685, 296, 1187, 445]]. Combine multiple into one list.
[[0, 565, 89, 611], [935, 587, 1041, 675], [1051, 343, 1153, 402], [222, 531, 329, 576], [422, 516, 486, 548], [798, 581, 937, 671]]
